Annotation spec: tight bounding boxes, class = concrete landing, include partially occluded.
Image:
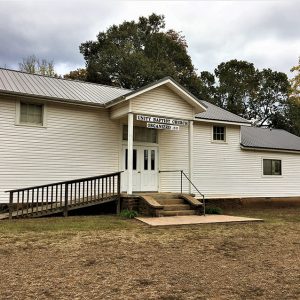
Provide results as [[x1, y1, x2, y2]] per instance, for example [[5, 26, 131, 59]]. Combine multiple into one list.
[[0, 213, 9, 220], [136, 215, 263, 226]]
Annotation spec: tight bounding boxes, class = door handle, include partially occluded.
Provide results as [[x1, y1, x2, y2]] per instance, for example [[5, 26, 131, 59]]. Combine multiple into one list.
[[138, 171, 141, 173]]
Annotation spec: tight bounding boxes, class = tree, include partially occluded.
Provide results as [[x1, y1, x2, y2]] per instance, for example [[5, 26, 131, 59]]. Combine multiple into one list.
[[79, 13, 202, 93], [286, 59, 300, 136], [64, 68, 87, 81], [290, 58, 300, 104], [214, 60, 259, 118], [287, 98, 300, 136], [208, 60, 291, 129], [252, 69, 290, 127], [198, 71, 217, 104], [19, 55, 58, 77]]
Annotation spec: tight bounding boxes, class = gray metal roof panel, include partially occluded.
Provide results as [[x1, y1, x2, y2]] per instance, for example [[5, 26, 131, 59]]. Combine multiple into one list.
[[0, 69, 262, 128], [196, 100, 251, 124], [0, 68, 131, 105], [241, 126, 300, 152]]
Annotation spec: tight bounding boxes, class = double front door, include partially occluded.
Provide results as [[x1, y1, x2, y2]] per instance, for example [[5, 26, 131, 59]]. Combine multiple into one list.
[[122, 145, 158, 192]]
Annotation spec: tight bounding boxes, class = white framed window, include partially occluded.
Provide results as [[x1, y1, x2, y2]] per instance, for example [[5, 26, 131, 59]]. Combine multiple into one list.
[[16, 101, 46, 127], [213, 126, 226, 142], [123, 125, 157, 143], [263, 159, 282, 176]]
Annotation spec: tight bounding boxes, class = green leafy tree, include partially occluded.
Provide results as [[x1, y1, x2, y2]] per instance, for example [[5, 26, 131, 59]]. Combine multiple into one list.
[[290, 58, 300, 102], [211, 60, 291, 129], [19, 55, 58, 77], [286, 59, 300, 136], [79, 13, 202, 93], [252, 69, 290, 127], [287, 99, 300, 136], [214, 60, 259, 117], [198, 71, 217, 104], [64, 68, 87, 81]]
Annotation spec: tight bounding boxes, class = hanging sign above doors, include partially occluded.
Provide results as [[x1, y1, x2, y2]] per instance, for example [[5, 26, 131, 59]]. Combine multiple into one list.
[[136, 115, 188, 127], [146, 123, 179, 131]]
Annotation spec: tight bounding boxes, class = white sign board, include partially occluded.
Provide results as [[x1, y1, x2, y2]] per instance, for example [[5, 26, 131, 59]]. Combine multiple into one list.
[[147, 123, 179, 131], [136, 115, 188, 126]]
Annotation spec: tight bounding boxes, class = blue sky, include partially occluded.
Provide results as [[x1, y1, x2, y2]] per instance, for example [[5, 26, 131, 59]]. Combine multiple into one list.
[[0, 0, 299, 77]]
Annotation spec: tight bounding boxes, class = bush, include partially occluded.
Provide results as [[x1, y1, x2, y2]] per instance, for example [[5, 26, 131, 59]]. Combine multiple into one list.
[[119, 209, 138, 219], [205, 207, 223, 215]]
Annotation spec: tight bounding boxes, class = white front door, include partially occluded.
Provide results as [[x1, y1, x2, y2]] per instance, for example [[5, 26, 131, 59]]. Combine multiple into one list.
[[122, 145, 158, 192]]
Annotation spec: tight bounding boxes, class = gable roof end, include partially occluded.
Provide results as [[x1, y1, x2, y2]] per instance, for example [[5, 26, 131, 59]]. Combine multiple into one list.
[[106, 77, 207, 113]]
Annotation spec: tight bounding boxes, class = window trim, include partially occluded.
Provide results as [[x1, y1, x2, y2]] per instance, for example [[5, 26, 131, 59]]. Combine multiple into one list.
[[211, 125, 227, 143], [122, 125, 158, 144], [261, 157, 283, 177], [15, 100, 47, 128]]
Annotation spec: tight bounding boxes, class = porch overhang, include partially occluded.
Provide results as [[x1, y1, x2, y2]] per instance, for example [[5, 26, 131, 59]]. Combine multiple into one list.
[[106, 77, 207, 114]]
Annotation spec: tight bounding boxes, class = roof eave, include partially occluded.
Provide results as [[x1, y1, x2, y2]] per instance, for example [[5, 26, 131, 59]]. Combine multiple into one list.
[[0, 90, 105, 109], [105, 94, 128, 108], [240, 144, 300, 154], [195, 117, 252, 126]]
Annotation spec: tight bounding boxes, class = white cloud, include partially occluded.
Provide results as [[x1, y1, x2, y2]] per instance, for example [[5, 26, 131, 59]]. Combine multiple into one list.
[[0, 0, 299, 76]]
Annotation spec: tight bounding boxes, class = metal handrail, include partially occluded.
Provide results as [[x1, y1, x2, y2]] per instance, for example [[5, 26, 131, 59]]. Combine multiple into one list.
[[159, 169, 205, 215]]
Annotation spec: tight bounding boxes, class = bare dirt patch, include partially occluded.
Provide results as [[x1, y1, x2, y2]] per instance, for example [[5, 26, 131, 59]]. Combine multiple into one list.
[[0, 208, 299, 299]]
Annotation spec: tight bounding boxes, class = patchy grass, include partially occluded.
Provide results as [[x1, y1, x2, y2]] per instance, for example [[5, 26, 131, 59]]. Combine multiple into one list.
[[0, 208, 300, 299], [0, 215, 137, 233]]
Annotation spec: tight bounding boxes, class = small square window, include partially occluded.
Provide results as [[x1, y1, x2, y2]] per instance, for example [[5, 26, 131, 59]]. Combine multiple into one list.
[[213, 126, 226, 141], [20, 102, 44, 125], [263, 159, 282, 176]]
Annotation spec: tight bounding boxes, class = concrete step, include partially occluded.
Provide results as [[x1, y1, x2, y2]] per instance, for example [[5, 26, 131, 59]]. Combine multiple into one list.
[[163, 204, 191, 211], [157, 198, 185, 205], [159, 210, 196, 216], [147, 193, 181, 200]]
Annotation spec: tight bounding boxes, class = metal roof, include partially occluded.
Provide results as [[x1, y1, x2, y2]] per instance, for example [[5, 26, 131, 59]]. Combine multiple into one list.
[[0, 68, 251, 124], [196, 100, 251, 124], [0, 68, 131, 106], [241, 126, 300, 152]]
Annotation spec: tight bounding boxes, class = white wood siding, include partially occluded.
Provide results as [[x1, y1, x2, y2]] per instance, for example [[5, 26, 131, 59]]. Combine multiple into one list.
[[158, 126, 189, 192], [110, 101, 130, 119], [131, 85, 194, 120], [193, 123, 300, 198], [0, 96, 120, 203]]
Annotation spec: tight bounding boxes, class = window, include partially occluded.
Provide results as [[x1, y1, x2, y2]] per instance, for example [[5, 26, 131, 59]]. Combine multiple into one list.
[[263, 159, 282, 176], [213, 126, 226, 141], [151, 150, 155, 170], [19, 102, 44, 126], [124, 149, 137, 170], [144, 150, 148, 170], [123, 125, 157, 143]]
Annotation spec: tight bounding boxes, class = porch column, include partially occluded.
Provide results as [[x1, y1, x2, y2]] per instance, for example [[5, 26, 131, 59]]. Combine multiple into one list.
[[188, 120, 194, 194], [127, 112, 134, 194]]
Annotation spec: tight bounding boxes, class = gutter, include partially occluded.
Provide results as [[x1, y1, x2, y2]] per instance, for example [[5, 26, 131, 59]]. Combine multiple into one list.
[[105, 94, 128, 108], [195, 117, 252, 127], [0, 90, 106, 109], [240, 144, 300, 154]]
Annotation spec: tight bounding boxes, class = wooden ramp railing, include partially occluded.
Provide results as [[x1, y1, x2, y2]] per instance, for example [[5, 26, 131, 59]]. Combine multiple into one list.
[[6, 172, 122, 219]]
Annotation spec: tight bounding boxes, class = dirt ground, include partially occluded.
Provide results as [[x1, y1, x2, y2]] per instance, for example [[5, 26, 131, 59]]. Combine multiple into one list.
[[0, 207, 299, 300]]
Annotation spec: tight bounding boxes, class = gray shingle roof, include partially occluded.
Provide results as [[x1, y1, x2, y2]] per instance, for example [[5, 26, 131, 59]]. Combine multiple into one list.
[[241, 126, 300, 152], [0, 68, 131, 106], [196, 100, 251, 124]]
